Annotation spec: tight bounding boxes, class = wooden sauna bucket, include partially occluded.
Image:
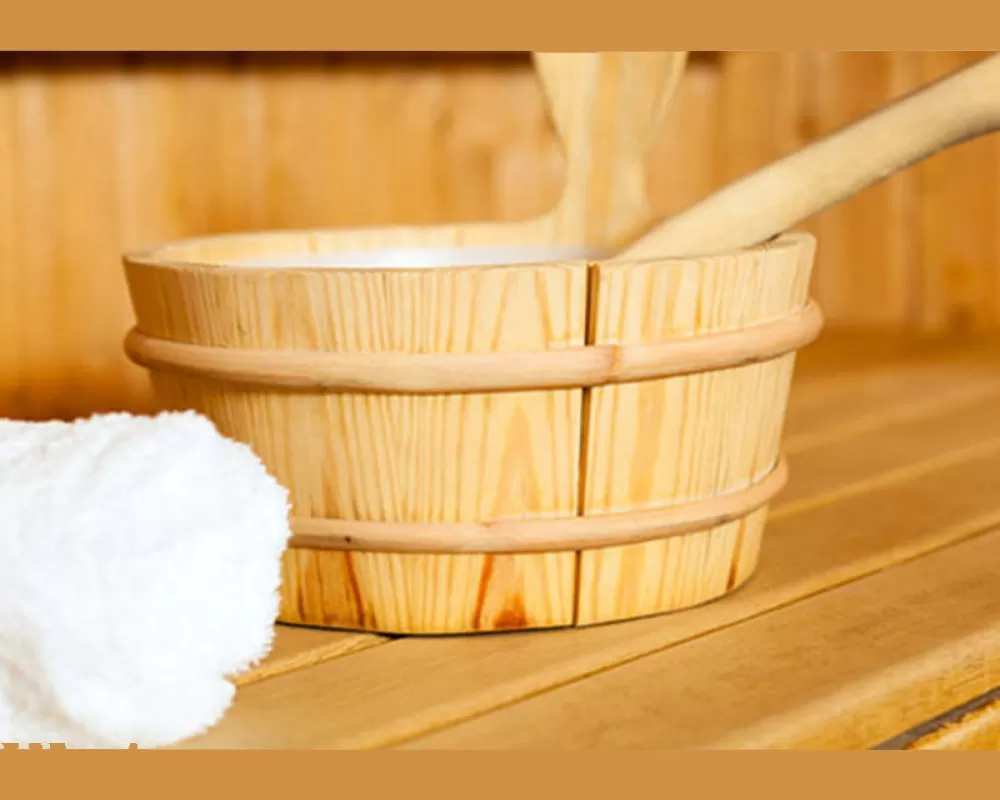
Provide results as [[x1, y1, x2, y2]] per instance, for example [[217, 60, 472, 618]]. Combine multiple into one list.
[[122, 230, 821, 634]]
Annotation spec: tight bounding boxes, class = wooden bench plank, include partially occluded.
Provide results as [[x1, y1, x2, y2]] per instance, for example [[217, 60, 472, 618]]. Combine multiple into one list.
[[404, 529, 1000, 749], [906, 703, 1000, 750], [177, 333, 1000, 748], [232, 625, 386, 687], [784, 346, 1000, 444], [875, 686, 1000, 750], [789, 330, 1000, 381], [781, 393, 1000, 506], [179, 428, 1000, 748], [784, 373, 1000, 454], [227, 338, 1000, 691]]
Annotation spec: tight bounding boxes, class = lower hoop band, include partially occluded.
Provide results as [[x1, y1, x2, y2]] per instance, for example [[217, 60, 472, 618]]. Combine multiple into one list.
[[287, 456, 788, 554]]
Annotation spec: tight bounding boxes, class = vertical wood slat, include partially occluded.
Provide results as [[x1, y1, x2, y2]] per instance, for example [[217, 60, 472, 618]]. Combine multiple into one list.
[[646, 58, 723, 219], [917, 52, 999, 333], [0, 54, 566, 421]]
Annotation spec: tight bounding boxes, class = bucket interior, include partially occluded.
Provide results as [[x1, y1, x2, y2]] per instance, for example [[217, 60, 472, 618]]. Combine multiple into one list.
[[139, 229, 605, 271], [225, 245, 604, 269]]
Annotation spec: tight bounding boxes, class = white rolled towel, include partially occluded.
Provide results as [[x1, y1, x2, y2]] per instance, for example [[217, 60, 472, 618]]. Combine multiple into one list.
[[0, 410, 291, 748]]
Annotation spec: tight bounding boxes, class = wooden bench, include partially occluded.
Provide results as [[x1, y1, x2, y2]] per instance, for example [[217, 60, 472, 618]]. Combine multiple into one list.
[[176, 329, 1000, 749]]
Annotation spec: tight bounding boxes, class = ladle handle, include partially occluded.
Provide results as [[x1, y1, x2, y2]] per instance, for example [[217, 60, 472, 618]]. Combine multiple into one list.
[[533, 51, 688, 248], [620, 52, 1000, 260]]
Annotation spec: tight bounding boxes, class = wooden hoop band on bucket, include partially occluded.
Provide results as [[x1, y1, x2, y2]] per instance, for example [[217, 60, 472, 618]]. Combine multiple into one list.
[[287, 456, 788, 554], [124, 300, 823, 395]]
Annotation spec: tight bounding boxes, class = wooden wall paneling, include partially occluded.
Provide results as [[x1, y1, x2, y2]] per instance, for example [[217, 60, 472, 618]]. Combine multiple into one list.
[[718, 52, 808, 181], [805, 52, 924, 327], [1, 56, 137, 420], [2, 60, 57, 420], [646, 56, 723, 219], [249, 54, 563, 229], [917, 52, 999, 333], [0, 54, 570, 421], [714, 53, 832, 301], [115, 57, 187, 412], [3, 53, 1000, 423], [0, 62, 18, 417]]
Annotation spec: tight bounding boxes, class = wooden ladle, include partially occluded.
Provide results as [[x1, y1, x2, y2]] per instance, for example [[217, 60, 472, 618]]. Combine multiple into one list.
[[620, 52, 1000, 260], [250, 52, 688, 267], [532, 51, 688, 249]]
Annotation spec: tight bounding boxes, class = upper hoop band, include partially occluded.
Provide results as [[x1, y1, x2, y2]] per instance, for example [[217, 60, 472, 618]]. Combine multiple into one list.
[[124, 300, 822, 395]]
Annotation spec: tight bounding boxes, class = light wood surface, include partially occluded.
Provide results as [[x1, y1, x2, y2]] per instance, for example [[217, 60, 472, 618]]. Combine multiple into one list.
[[132, 256, 588, 634], [918, 53, 1000, 332], [174, 331, 1000, 749], [406, 529, 1000, 749], [125, 51, 686, 261], [805, 53, 923, 327], [122, 296, 821, 394], [896, 690, 1000, 750], [127, 239, 816, 631], [530, 51, 686, 248], [127, 53, 737, 635], [4, 53, 1000, 422], [621, 53, 1000, 259], [286, 458, 788, 554], [575, 234, 813, 624], [231, 626, 384, 687], [126, 229, 816, 633], [123, 51, 814, 635]]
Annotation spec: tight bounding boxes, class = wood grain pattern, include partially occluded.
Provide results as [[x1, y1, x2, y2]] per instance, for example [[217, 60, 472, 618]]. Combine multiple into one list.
[[0, 54, 572, 421], [123, 296, 821, 395], [130, 258, 588, 634], [0, 58, 150, 420], [132, 52, 685, 262], [183, 445, 1000, 748], [719, 52, 807, 182], [3, 53, 1000, 421], [285, 457, 789, 555], [646, 59, 722, 219], [918, 52, 1000, 333], [176, 337, 1000, 747], [406, 528, 1000, 750], [784, 352, 1000, 448], [125, 53, 815, 636], [128, 224, 816, 633], [899, 691, 1000, 750], [806, 52, 923, 326], [780, 391, 1000, 506], [222, 331, 1000, 694], [622, 53, 1000, 261], [576, 233, 814, 624], [531, 51, 686, 248], [232, 625, 385, 687]]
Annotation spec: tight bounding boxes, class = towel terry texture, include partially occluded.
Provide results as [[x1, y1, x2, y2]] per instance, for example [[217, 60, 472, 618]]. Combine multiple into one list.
[[0, 411, 291, 748]]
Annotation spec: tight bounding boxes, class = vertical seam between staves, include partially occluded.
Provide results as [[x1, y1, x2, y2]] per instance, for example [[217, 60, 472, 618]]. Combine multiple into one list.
[[572, 261, 602, 626]]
